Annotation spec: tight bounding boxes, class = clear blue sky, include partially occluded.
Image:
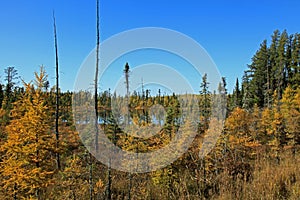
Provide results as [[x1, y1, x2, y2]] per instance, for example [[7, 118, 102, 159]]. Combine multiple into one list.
[[0, 0, 299, 93]]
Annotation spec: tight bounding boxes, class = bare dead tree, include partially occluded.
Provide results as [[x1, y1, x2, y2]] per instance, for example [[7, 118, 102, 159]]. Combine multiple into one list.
[[89, 153, 93, 200], [53, 11, 61, 170], [106, 91, 112, 200], [89, 0, 101, 199], [95, 0, 100, 154], [124, 62, 132, 200]]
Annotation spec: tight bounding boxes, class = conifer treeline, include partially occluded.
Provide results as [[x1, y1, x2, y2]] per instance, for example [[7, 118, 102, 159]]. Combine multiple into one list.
[[230, 30, 300, 109]]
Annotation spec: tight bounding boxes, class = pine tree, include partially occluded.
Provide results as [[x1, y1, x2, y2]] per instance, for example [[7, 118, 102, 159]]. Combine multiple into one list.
[[241, 71, 251, 110], [290, 33, 300, 87], [199, 73, 211, 132], [275, 30, 289, 99], [4, 66, 19, 100], [232, 78, 241, 108], [2, 67, 20, 124], [0, 84, 3, 108], [269, 30, 280, 93], [248, 40, 269, 107]]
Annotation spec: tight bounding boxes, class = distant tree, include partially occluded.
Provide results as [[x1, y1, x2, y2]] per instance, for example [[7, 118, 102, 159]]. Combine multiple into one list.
[[0, 84, 3, 108], [218, 77, 228, 119], [124, 62, 130, 126], [230, 78, 242, 110], [123, 62, 133, 200], [60, 91, 73, 125], [199, 73, 211, 132], [4, 66, 19, 96], [3, 67, 19, 110], [241, 71, 251, 110]]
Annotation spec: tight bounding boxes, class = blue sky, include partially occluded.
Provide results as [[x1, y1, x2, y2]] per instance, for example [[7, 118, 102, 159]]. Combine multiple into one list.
[[0, 0, 300, 93]]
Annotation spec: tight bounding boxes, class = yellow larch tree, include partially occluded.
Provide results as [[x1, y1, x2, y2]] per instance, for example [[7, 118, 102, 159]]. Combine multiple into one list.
[[267, 91, 286, 163], [225, 107, 258, 160], [281, 86, 300, 155], [0, 67, 55, 199]]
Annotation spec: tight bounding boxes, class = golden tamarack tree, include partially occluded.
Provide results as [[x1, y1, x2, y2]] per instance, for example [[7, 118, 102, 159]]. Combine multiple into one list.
[[0, 68, 56, 199]]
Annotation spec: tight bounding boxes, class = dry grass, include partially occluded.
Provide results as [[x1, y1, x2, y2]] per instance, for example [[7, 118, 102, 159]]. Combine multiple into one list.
[[216, 150, 300, 200]]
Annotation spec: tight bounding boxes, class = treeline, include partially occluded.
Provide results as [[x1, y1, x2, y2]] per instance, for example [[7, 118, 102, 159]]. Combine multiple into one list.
[[229, 30, 300, 109], [0, 30, 299, 200]]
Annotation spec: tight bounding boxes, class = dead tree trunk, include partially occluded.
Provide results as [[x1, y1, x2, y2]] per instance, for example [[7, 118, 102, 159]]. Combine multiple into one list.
[[53, 11, 61, 170]]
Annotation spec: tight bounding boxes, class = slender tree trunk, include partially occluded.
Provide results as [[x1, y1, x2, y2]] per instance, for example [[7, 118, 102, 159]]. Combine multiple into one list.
[[124, 62, 130, 125], [36, 134, 40, 200], [106, 90, 114, 200], [88, 1, 101, 199], [89, 153, 94, 200], [128, 174, 132, 200], [105, 93, 112, 200], [106, 163, 112, 200], [124, 63, 132, 200], [266, 63, 271, 108], [95, 0, 100, 154], [53, 11, 61, 170]]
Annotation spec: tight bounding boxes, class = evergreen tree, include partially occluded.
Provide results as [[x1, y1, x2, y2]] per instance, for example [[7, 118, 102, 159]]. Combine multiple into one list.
[[199, 73, 211, 132], [269, 30, 280, 93], [275, 30, 289, 100], [4, 66, 19, 98], [0, 84, 3, 108], [248, 40, 269, 107], [232, 78, 241, 108], [241, 71, 251, 110], [3, 67, 19, 111], [290, 33, 300, 87]]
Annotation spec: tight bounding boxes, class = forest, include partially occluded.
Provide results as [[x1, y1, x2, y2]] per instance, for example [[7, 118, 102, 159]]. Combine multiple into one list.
[[0, 28, 299, 200]]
